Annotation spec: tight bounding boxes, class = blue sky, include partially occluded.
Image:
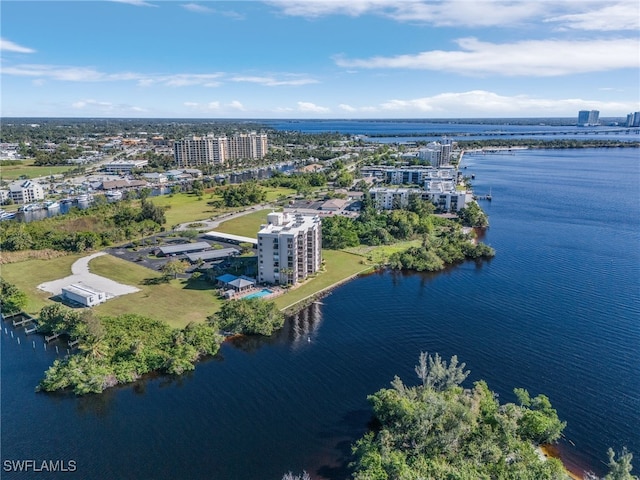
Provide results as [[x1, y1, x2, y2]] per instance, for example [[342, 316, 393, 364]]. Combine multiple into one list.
[[1, 0, 639, 118]]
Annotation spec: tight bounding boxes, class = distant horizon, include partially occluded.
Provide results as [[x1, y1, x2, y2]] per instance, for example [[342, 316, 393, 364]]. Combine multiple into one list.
[[2, 1, 638, 118], [1, 115, 633, 122]]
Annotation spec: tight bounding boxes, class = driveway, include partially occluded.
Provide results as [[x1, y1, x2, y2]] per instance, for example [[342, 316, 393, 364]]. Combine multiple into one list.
[[38, 252, 140, 299]]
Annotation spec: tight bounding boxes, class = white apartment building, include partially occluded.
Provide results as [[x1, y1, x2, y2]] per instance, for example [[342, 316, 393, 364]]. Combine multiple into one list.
[[103, 159, 148, 173], [228, 132, 268, 160], [174, 132, 268, 168], [417, 140, 453, 168], [174, 135, 228, 168], [8, 180, 45, 204], [369, 187, 420, 210], [257, 212, 322, 285], [385, 166, 457, 185], [370, 186, 471, 213]]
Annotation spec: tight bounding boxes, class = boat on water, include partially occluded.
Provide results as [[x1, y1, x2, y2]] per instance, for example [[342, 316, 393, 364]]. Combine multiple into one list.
[[44, 200, 60, 209]]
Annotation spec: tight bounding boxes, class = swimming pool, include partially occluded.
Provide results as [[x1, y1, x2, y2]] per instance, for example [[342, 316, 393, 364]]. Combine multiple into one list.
[[242, 288, 274, 300]]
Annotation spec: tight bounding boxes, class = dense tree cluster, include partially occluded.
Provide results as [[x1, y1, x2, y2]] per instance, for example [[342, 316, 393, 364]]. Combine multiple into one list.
[[263, 171, 327, 194], [34, 297, 287, 395], [0, 278, 28, 315], [457, 201, 490, 228], [37, 305, 223, 394], [322, 197, 494, 270], [219, 182, 267, 207], [209, 299, 284, 336], [0, 199, 166, 253], [351, 352, 567, 479]]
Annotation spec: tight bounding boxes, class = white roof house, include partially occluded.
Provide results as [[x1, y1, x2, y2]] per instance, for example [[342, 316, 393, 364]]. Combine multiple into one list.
[[61, 284, 107, 307]]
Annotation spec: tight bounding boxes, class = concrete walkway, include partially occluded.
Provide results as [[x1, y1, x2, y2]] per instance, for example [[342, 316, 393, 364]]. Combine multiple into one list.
[[38, 252, 140, 299], [174, 205, 274, 231]]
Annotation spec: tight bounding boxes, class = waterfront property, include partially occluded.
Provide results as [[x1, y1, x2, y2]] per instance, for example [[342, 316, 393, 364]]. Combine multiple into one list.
[[369, 185, 472, 213], [257, 212, 322, 285], [61, 284, 107, 307], [8, 180, 45, 204]]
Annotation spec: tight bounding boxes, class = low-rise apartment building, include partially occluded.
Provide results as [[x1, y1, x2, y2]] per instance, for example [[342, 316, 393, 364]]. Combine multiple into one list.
[[8, 180, 45, 204]]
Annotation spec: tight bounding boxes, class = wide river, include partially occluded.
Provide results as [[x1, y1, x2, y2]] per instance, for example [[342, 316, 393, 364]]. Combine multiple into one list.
[[2, 145, 639, 479]]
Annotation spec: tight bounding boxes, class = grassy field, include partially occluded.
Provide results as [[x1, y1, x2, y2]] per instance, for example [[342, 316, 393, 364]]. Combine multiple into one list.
[[0, 159, 75, 181], [149, 192, 232, 227], [88, 254, 222, 328], [215, 208, 276, 237], [0, 254, 85, 314], [273, 249, 373, 311], [0, 252, 220, 328], [148, 186, 295, 227], [343, 240, 422, 264]]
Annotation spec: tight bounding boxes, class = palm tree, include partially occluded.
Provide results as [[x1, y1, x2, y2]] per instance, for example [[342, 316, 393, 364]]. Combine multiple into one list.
[[80, 335, 109, 360]]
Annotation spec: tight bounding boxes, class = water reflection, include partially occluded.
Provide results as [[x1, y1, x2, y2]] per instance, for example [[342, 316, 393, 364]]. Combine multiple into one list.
[[226, 301, 325, 354]]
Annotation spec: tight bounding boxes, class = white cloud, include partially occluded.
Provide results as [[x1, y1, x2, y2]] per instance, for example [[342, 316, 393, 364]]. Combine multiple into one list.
[[162, 73, 223, 87], [545, 1, 640, 31], [2, 64, 226, 87], [110, 0, 157, 7], [70, 99, 147, 114], [377, 90, 637, 116], [269, 1, 639, 30], [335, 37, 640, 76], [3, 64, 108, 81], [72, 99, 114, 109], [184, 101, 222, 112], [181, 3, 215, 14], [270, 1, 551, 27], [0, 38, 36, 53], [387, 0, 547, 27], [231, 75, 318, 86], [339, 103, 357, 112], [297, 101, 330, 113], [228, 100, 246, 111]]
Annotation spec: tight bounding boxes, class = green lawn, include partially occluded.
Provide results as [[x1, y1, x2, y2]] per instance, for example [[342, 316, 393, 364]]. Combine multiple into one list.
[[149, 192, 234, 227], [343, 240, 422, 264], [215, 208, 278, 238], [88, 254, 221, 328], [0, 159, 75, 181], [264, 187, 297, 201], [0, 254, 85, 314], [148, 186, 295, 228], [0, 252, 220, 328], [273, 249, 373, 311]]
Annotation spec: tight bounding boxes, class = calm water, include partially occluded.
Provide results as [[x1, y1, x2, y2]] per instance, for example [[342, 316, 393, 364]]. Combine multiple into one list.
[[2, 147, 639, 479], [265, 119, 640, 143]]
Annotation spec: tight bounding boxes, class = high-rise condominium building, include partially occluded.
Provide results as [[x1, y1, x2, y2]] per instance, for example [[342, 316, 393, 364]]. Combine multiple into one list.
[[417, 139, 453, 167], [257, 212, 322, 285], [626, 112, 640, 127], [174, 132, 268, 168], [577, 110, 600, 127]]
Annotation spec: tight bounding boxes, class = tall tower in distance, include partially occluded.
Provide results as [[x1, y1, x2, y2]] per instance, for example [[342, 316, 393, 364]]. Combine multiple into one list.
[[577, 110, 600, 127]]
